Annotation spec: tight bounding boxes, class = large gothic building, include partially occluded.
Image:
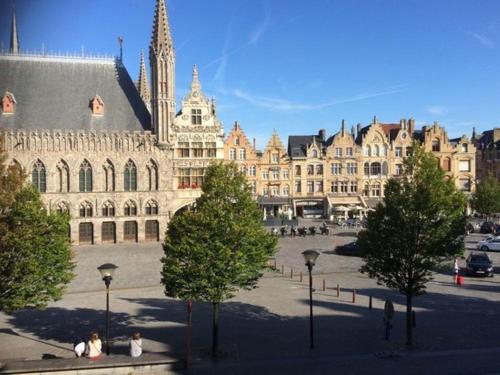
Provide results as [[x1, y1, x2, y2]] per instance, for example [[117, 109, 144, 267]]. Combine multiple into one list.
[[0, 0, 479, 246], [0, 0, 224, 245]]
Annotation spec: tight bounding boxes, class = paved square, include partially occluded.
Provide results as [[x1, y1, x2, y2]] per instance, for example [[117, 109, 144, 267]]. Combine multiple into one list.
[[1, 226, 500, 374]]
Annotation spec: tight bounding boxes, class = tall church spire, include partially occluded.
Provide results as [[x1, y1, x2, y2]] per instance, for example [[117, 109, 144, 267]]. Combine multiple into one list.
[[151, 0, 173, 54], [150, 0, 175, 146], [10, 7, 19, 54], [137, 51, 151, 112]]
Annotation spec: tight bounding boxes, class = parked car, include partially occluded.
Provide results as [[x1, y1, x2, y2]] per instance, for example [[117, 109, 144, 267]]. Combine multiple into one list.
[[477, 236, 500, 251], [335, 241, 361, 257], [465, 252, 494, 277], [480, 221, 499, 234]]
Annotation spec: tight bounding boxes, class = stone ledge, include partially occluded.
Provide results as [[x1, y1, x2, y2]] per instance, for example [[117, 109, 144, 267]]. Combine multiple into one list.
[[0, 352, 185, 374]]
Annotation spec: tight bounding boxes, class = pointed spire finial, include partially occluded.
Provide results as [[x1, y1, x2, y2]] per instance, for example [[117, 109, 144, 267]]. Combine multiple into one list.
[[341, 119, 346, 136], [10, 6, 19, 54], [151, 0, 173, 53], [137, 50, 151, 111], [190, 64, 202, 93], [472, 126, 477, 139], [372, 115, 377, 124]]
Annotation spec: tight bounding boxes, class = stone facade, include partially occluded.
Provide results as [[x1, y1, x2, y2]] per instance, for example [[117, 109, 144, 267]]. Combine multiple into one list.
[[473, 127, 500, 181]]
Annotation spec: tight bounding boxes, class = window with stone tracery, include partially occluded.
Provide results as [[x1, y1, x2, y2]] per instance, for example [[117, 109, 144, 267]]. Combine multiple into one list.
[[79, 160, 92, 192], [124, 200, 137, 216], [145, 200, 159, 215], [124, 160, 137, 191], [147, 160, 159, 191], [32, 159, 47, 193], [191, 108, 202, 125], [79, 201, 93, 217], [57, 160, 70, 193], [103, 160, 115, 192], [102, 201, 115, 217]]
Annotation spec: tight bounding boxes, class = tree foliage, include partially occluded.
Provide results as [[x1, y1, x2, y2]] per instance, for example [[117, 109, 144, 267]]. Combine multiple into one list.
[[0, 138, 26, 215], [161, 162, 277, 302], [471, 173, 500, 219], [0, 186, 75, 313], [358, 143, 466, 345], [161, 163, 277, 355]]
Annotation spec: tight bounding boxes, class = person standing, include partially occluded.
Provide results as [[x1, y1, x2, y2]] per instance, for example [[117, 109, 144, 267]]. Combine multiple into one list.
[[87, 332, 102, 360], [130, 332, 143, 357], [454, 258, 460, 284]]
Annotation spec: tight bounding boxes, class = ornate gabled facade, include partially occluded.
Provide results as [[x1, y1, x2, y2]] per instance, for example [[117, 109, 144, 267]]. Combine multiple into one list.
[[224, 121, 259, 194], [473, 127, 500, 181], [418, 122, 476, 192], [0, 0, 223, 245]]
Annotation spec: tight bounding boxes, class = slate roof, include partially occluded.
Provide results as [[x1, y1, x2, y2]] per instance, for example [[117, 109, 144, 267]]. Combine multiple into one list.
[[0, 54, 151, 132], [476, 129, 500, 150], [288, 135, 325, 158]]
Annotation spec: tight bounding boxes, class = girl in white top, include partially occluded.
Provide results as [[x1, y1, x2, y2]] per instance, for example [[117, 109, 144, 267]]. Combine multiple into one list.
[[130, 332, 142, 357], [88, 332, 102, 359]]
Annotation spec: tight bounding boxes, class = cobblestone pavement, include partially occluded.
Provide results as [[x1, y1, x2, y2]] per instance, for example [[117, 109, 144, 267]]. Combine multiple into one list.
[[1, 226, 500, 375]]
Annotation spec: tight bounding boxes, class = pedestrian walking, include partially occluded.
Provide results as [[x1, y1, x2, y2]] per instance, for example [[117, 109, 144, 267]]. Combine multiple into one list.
[[130, 332, 143, 358], [454, 258, 459, 284], [87, 332, 102, 360]]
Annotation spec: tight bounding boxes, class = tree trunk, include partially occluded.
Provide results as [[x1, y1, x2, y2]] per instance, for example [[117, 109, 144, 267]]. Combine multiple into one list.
[[212, 302, 219, 358], [406, 294, 413, 347]]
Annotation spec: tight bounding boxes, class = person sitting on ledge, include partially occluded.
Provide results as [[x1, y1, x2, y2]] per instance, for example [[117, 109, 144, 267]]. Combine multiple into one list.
[[130, 332, 143, 357], [87, 332, 102, 360]]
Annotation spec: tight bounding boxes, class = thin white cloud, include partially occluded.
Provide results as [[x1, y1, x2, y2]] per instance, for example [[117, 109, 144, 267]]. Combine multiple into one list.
[[428, 105, 449, 116], [229, 86, 407, 112], [249, 4, 272, 45], [468, 32, 495, 48]]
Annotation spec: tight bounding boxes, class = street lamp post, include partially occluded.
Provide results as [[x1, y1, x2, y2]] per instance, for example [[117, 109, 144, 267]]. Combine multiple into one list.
[[97, 263, 118, 356], [302, 249, 320, 349]]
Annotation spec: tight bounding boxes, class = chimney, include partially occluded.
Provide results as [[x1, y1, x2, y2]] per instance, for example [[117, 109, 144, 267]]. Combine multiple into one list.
[[400, 119, 407, 130], [341, 120, 345, 136], [253, 138, 256, 151], [408, 118, 415, 134], [318, 129, 326, 141], [472, 127, 477, 140], [357, 123, 361, 136], [234, 121, 239, 130]]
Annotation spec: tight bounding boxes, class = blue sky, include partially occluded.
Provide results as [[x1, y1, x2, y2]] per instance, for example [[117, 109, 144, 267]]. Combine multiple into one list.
[[2, 0, 500, 149]]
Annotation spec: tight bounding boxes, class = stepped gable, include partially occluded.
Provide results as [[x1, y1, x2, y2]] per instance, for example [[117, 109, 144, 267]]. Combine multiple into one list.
[[0, 55, 151, 132]]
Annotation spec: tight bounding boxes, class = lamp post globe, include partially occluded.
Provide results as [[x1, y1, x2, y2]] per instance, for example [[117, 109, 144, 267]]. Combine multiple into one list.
[[302, 249, 320, 349], [97, 263, 118, 355]]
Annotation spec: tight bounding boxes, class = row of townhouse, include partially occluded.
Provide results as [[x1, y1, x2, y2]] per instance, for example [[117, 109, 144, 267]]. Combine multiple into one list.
[[224, 118, 476, 219]]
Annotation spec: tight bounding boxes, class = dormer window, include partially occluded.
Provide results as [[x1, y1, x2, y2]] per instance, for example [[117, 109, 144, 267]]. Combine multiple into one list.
[[191, 109, 202, 125], [2, 91, 16, 114], [90, 95, 104, 115]]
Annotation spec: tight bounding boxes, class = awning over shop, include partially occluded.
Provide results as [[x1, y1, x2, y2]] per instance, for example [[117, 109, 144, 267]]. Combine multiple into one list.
[[257, 197, 293, 206]]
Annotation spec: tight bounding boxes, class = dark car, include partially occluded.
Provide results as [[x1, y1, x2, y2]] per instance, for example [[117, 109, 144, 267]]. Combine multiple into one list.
[[335, 241, 361, 257], [465, 253, 494, 277], [480, 222, 497, 234]]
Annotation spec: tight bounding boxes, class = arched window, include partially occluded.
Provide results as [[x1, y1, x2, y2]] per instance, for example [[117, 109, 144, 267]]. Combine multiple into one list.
[[79, 201, 93, 217], [145, 200, 159, 215], [364, 162, 370, 176], [56, 201, 69, 214], [312, 149, 318, 158], [103, 160, 115, 192], [102, 201, 115, 217], [382, 162, 388, 176], [124, 200, 137, 216], [370, 162, 381, 176], [147, 160, 159, 191], [381, 145, 388, 157], [124, 160, 137, 191], [295, 165, 301, 176], [57, 160, 70, 192], [32, 159, 47, 192], [432, 139, 440, 152], [79, 160, 92, 192], [364, 145, 371, 156], [374, 145, 380, 156]]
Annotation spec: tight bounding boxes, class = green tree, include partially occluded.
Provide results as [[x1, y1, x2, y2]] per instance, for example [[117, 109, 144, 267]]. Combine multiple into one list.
[[358, 143, 466, 346], [161, 163, 277, 356], [471, 173, 500, 220], [0, 138, 26, 215], [0, 186, 74, 313]]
